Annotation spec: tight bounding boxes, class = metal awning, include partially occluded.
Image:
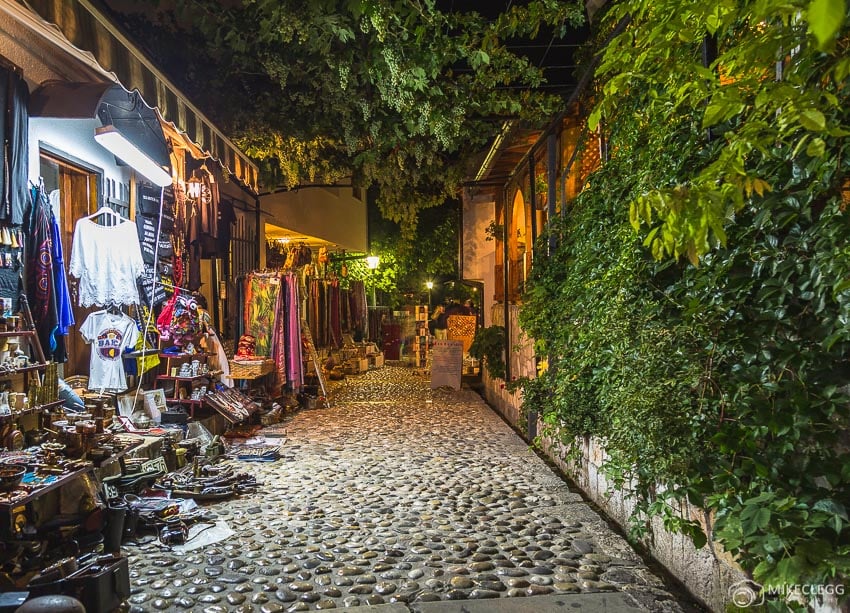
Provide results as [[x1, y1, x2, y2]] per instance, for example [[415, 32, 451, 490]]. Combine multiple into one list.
[[23, 0, 259, 193]]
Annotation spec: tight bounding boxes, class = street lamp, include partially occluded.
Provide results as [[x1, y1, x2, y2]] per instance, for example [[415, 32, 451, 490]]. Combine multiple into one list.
[[426, 281, 434, 308], [366, 255, 379, 306]]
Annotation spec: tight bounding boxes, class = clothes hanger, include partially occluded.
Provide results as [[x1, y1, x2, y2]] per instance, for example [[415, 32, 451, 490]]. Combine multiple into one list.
[[86, 205, 125, 226]]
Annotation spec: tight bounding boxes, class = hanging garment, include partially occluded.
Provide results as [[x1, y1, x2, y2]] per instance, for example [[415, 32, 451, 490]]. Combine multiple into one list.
[[48, 191, 74, 336], [69, 216, 144, 306], [0, 67, 28, 225], [329, 279, 341, 348], [168, 293, 201, 347], [286, 274, 303, 387], [272, 277, 286, 388], [80, 310, 139, 391], [23, 183, 58, 358], [134, 306, 160, 375], [244, 273, 281, 357]]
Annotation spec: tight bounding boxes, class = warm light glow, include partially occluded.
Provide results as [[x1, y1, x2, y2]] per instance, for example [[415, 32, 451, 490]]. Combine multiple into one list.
[[94, 125, 172, 187], [426, 281, 434, 290], [366, 255, 380, 269]]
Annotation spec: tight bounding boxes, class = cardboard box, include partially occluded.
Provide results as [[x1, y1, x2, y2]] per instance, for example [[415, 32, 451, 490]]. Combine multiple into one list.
[[345, 358, 369, 374]]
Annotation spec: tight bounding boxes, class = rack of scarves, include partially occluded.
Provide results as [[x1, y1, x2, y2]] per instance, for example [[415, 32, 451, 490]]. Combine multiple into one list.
[[305, 278, 368, 349], [239, 271, 303, 390]]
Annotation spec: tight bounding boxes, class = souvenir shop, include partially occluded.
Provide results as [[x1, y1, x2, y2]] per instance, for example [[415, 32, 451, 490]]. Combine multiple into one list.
[[253, 242, 381, 380], [0, 40, 298, 611]]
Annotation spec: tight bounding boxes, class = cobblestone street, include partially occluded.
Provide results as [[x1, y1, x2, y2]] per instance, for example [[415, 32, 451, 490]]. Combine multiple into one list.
[[124, 366, 694, 612]]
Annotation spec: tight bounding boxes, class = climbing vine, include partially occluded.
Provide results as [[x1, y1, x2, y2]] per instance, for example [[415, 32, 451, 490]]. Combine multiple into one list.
[[520, 0, 850, 606]]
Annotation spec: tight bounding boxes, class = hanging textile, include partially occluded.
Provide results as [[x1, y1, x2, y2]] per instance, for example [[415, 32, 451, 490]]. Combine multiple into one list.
[[23, 182, 58, 359], [243, 273, 281, 357], [271, 275, 286, 388], [0, 66, 28, 225], [329, 279, 341, 348], [235, 271, 302, 391], [69, 214, 144, 307], [48, 191, 74, 337], [284, 273, 302, 387], [303, 277, 371, 349], [134, 306, 160, 375]]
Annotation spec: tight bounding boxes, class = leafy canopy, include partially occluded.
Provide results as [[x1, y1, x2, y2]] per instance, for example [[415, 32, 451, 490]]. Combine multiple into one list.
[[139, 0, 586, 235]]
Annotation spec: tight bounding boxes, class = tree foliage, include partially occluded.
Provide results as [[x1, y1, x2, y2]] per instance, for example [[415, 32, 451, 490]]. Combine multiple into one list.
[[589, 0, 850, 265], [127, 0, 585, 236], [519, 0, 850, 604]]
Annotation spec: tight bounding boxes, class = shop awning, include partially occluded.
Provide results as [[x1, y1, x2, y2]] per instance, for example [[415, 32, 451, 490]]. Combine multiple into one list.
[[23, 0, 259, 193]]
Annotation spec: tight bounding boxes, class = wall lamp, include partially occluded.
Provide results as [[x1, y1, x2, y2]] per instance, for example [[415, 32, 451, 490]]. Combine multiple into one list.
[[95, 125, 172, 187]]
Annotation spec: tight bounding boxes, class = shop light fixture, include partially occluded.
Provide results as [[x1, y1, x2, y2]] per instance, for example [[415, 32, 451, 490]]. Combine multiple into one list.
[[94, 125, 172, 187], [366, 255, 380, 269], [186, 174, 203, 199]]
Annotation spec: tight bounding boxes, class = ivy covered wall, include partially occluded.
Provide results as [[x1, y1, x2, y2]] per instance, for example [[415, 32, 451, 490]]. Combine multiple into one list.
[[513, 0, 850, 609]]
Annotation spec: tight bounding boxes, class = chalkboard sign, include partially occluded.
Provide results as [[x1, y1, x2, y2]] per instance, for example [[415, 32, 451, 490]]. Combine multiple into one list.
[[431, 340, 463, 389], [138, 263, 167, 307], [301, 319, 329, 406]]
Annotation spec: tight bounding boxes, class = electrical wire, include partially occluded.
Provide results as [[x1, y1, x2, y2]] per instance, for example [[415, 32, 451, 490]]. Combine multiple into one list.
[[130, 185, 166, 411]]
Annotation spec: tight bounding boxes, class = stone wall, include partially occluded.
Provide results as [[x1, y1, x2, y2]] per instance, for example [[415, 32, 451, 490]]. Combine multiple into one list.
[[481, 303, 747, 612]]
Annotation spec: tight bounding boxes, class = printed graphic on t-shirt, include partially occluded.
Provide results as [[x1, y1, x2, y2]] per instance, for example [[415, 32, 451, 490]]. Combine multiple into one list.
[[97, 328, 125, 360]]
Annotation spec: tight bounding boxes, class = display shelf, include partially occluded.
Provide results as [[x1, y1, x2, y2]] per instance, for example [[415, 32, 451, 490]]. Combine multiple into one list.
[[0, 331, 34, 338], [0, 363, 49, 380], [0, 466, 90, 509], [157, 352, 210, 360], [155, 374, 211, 382], [0, 399, 62, 423], [164, 398, 203, 405]]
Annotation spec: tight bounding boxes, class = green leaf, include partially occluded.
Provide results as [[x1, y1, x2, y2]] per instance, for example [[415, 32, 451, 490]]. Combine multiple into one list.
[[813, 499, 849, 520], [588, 106, 602, 133], [806, 137, 826, 157], [808, 0, 846, 50], [799, 108, 827, 132], [690, 528, 708, 549], [755, 507, 771, 530]]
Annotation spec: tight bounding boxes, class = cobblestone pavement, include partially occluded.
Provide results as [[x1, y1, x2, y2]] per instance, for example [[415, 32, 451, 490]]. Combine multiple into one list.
[[123, 366, 691, 612]]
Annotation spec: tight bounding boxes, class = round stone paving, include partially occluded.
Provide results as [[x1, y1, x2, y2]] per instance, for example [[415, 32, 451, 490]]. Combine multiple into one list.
[[122, 366, 688, 612]]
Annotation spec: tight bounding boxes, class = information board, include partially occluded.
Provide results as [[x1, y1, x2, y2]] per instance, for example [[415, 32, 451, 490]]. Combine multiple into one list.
[[430, 340, 463, 390]]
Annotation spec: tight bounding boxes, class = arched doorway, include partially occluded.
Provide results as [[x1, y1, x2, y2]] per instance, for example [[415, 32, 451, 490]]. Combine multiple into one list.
[[508, 189, 529, 301]]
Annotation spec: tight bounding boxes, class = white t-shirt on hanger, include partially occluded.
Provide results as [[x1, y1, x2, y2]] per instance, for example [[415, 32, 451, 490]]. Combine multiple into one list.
[[80, 310, 139, 391], [69, 218, 145, 307]]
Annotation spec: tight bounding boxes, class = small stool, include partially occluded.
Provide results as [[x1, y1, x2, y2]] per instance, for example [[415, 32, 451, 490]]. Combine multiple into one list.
[[16, 595, 85, 613]]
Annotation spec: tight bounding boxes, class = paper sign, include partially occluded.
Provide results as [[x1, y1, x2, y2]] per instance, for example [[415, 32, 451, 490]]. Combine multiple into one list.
[[431, 340, 463, 389]]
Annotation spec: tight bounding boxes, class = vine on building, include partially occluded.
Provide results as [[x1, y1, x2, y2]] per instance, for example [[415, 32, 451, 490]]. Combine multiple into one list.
[[519, 0, 850, 604]]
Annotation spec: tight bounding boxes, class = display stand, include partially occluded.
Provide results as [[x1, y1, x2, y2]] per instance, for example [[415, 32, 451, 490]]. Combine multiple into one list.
[[301, 320, 329, 407], [154, 351, 214, 418], [412, 305, 430, 373]]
